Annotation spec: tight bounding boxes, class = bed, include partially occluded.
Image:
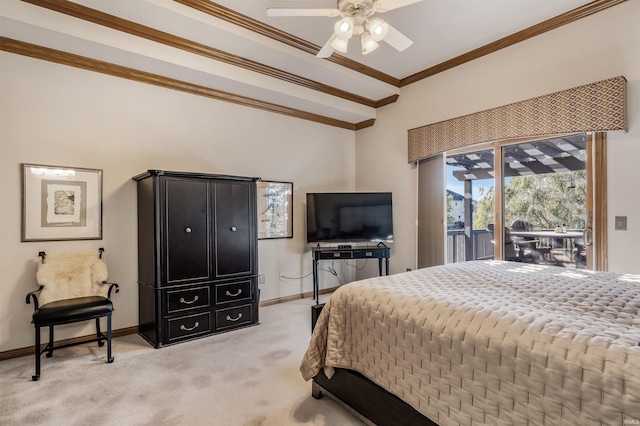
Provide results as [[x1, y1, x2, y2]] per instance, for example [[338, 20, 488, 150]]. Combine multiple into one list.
[[300, 260, 640, 425]]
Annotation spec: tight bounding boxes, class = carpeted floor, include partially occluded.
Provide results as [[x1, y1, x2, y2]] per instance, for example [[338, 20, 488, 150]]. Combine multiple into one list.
[[0, 297, 362, 426]]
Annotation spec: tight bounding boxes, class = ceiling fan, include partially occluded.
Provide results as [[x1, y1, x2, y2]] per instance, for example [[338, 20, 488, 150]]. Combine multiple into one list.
[[267, 0, 424, 58]]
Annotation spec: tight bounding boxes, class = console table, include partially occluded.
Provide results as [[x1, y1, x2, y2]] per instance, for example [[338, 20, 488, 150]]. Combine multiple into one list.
[[311, 246, 390, 305]]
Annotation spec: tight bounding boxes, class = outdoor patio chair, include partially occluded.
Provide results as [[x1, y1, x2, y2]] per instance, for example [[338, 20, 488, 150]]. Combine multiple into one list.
[[510, 220, 550, 263], [488, 224, 540, 263]]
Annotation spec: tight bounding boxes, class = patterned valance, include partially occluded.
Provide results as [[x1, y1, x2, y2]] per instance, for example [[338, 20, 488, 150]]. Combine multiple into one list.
[[407, 76, 627, 163]]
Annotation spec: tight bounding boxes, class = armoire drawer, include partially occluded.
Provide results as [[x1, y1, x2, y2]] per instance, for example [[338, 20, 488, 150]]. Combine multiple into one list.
[[215, 280, 252, 305], [167, 312, 211, 342], [166, 286, 210, 314], [216, 304, 254, 330]]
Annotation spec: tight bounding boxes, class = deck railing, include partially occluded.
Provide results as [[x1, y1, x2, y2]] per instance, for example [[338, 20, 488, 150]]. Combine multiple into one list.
[[447, 228, 582, 267], [446, 229, 494, 263]]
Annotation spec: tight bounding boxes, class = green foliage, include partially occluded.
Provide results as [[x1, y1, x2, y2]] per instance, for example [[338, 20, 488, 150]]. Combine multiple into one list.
[[471, 171, 586, 230], [473, 186, 494, 230], [447, 192, 455, 223], [503, 170, 586, 229]]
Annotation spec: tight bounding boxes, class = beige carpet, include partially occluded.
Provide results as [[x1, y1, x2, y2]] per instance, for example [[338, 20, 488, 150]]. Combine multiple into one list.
[[0, 297, 362, 426]]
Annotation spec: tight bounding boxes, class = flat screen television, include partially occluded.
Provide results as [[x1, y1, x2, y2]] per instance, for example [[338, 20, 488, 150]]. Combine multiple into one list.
[[306, 192, 393, 244]]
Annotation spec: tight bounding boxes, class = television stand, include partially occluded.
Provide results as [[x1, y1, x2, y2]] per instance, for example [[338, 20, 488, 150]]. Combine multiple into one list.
[[311, 246, 390, 305]]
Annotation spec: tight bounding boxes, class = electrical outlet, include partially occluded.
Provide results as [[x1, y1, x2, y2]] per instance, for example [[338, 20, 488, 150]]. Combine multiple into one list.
[[258, 274, 265, 284]]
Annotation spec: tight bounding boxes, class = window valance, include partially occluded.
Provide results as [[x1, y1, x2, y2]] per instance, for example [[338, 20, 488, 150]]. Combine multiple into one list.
[[407, 76, 627, 163]]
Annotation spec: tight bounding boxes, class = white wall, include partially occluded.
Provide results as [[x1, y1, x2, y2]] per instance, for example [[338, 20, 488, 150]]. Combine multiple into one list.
[[0, 53, 356, 352], [2, 1, 638, 354], [356, 0, 640, 275]]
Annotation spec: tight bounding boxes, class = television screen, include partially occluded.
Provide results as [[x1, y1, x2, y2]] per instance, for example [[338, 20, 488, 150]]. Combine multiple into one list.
[[306, 192, 393, 244]]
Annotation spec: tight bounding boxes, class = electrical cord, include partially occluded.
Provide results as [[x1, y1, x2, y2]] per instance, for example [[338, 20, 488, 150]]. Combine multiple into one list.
[[344, 259, 369, 271], [320, 268, 343, 285], [280, 271, 313, 280]]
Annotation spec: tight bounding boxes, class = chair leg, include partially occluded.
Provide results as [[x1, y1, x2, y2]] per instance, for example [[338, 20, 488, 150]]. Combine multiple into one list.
[[106, 314, 114, 363], [33, 325, 41, 381], [46, 326, 54, 358], [96, 318, 104, 347]]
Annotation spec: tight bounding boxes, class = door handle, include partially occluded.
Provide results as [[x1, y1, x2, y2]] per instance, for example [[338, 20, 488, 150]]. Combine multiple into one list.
[[583, 227, 593, 247]]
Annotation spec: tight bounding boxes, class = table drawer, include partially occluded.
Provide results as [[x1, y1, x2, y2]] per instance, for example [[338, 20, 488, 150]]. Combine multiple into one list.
[[215, 280, 252, 304], [351, 249, 378, 258], [167, 312, 211, 342], [318, 251, 352, 259], [216, 304, 254, 330], [166, 286, 210, 314]]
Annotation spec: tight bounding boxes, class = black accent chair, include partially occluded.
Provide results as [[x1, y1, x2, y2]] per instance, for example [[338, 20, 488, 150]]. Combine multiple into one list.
[[25, 248, 119, 381]]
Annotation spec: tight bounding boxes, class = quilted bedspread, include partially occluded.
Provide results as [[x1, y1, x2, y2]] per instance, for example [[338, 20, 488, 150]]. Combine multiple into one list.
[[300, 261, 640, 425]]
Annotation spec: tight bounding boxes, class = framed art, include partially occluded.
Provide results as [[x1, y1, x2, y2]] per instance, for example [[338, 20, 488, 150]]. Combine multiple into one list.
[[21, 163, 103, 241], [257, 180, 293, 239]]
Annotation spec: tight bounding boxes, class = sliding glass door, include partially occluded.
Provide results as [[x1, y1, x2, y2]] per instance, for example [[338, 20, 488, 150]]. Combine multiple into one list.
[[445, 148, 495, 263], [445, 133, 601, 270], [501, 134, 589, 268]]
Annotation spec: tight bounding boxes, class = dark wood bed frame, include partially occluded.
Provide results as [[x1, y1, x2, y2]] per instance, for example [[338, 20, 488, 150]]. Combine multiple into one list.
[[310, 304, 437, 425], [312, 368, 438, 426]]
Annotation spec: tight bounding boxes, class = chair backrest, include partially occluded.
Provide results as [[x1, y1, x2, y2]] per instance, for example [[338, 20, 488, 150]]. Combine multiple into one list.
[[503, 227, 519, 260], [511, 219, 533, 231], [36, 250, 109, 305], [487, 224, 518, 260]]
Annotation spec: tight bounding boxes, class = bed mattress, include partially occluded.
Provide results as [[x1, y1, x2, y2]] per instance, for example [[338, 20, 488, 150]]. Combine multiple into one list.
[[300, 261, 640, 425]]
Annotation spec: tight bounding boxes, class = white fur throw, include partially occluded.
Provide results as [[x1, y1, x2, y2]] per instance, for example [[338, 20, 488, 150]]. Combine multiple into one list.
[[36, 250, 109, 306]]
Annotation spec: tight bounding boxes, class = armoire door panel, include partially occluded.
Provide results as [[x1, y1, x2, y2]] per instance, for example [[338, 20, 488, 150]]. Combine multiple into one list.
[[214, 182, 253, 277], [165, 178, 211, 284], [134, 170, 258, 348]]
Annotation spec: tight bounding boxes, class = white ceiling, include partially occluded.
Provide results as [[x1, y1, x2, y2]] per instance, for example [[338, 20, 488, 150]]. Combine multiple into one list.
[[0, 0, 602, 128]]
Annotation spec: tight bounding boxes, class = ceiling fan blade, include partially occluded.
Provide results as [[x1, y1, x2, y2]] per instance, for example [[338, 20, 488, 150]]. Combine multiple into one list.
[[374, 0, 424, 13], [317, 33, 336, 58], [266, 8, 339, 17], [383, 24, 413, 51]]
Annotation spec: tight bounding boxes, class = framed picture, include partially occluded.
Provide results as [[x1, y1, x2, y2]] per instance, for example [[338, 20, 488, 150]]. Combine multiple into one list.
[[21, 163, 103, 241], [257, 180, 293, 239]]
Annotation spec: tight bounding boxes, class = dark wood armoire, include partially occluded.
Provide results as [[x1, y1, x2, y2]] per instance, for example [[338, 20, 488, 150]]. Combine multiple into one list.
[[132, 170, 259, 348]]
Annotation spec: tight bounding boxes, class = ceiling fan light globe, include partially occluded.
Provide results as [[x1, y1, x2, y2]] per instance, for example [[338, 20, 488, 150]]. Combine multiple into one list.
[[334, 17, 354, 38], [331, 36, 349, 53], [367, 17, 389, 42], [361, 32, 379, 55]]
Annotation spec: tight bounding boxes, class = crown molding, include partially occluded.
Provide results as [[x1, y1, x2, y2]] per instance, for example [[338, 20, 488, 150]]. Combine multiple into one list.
[[400, 0, 627, 86], [20, 0, 388, 108], [0, 37, 367, 130], [7, 0, 624, 130], [174, 0, 401, 87], [177, 0, 625, 88]]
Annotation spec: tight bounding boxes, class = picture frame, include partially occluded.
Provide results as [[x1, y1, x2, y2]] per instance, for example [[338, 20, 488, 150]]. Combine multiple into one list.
[[257, 180, 293, 239], [21, 163, 103, 242]]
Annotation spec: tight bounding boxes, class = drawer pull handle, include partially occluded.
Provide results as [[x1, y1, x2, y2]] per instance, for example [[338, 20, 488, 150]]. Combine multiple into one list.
[[179, 295, 199, 305], [230, 226, 237, 232], [226, 313, 243, 322], [185, 227, 192, 233], [180, 322, 199, 331], [225, 289, 242, 297]]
